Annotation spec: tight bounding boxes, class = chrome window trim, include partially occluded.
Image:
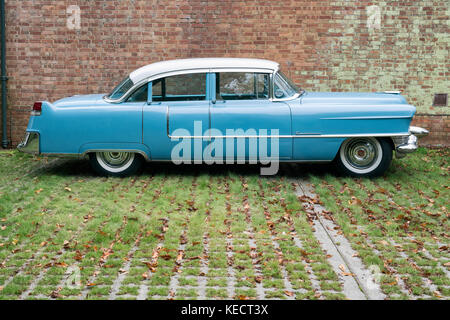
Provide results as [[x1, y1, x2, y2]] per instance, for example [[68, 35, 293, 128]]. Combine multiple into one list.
[[104, 67, 276, 104]]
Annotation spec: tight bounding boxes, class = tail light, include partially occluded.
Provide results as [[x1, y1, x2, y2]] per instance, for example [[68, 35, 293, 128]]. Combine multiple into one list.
[[32, 102, 42, 115]]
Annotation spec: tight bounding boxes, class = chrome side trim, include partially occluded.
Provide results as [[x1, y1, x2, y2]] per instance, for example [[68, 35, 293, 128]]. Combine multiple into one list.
[[17, 132, 40, 155], [147, 159, 333, 163], [168, 132, 410, 139]]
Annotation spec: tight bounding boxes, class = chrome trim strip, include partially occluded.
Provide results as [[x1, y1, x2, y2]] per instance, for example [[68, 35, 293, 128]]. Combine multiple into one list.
[[168, 133, 410, 139], [147, 159, 332, 163], [321, 116, 412, 120]]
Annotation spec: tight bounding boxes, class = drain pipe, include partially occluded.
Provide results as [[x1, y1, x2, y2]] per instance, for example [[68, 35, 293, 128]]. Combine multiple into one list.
[[1, 0, 9, 148]]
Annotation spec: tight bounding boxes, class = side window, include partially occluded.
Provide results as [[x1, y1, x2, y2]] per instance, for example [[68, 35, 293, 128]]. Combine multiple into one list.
[[152, 73, 206, 102], [273, 73, 297, 99], [216, 72, 269, 100], [126, 84, 148, 102], [152, 79, 162, 101]]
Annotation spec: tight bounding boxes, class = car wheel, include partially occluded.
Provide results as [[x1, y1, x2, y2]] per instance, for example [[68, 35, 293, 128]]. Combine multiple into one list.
[[89, 152, 143, 177], [335, 137, 392, 177]]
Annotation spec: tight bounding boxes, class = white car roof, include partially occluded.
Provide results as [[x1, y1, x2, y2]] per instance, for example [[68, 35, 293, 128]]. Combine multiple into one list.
[[129, 58, 279, 83]]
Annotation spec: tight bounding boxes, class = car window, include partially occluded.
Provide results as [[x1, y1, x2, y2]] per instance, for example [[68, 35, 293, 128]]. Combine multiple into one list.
[[273, 72, 298, 99], [126, 83, 148, 102], [216, 72, 269, 100], [108, 77, 134, 100], [152, 73, 206, 102]]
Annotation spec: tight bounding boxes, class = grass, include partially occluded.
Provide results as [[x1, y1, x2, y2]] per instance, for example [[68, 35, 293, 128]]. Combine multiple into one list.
[[0, 148, 448, 300], [310, 148, 449, 299]]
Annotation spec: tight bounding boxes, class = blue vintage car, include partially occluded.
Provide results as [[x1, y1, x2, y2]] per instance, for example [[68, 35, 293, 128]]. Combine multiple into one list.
[[18, 58, 428, 177]]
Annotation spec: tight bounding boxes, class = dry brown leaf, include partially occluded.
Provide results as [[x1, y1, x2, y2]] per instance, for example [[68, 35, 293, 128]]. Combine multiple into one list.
[[284, 290, 294, 297]]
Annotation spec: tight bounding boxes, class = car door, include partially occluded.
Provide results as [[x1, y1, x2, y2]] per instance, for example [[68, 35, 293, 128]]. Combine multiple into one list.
[[209, 71, 292, 162], [142, 72, 211, 161]]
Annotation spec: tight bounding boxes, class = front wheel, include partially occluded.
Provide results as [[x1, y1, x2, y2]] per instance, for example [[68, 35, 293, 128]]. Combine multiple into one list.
[[335, 137, 392, 177], [89, 152, 143, 177]]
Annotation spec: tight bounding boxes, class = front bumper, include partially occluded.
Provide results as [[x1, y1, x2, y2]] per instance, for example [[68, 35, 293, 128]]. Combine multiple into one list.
[[17, 132, 40, 155], [394, 126, 429, 158]]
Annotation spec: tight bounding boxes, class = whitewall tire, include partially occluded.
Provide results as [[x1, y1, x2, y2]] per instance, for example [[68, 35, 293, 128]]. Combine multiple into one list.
[[89, 152, 143, 177], [336, 137, 392, 177]]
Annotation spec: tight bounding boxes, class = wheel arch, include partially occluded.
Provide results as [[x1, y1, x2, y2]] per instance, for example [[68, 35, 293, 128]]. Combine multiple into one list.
[[79, 143, 151, 161]]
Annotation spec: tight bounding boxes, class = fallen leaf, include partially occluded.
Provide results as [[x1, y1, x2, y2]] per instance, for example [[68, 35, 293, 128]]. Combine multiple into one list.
[[64, 187, 71, 192], [284, 290, 294, 297]]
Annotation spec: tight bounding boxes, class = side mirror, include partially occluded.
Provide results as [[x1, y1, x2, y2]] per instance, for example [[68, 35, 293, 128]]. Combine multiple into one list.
[[274, 89, 285, 99]]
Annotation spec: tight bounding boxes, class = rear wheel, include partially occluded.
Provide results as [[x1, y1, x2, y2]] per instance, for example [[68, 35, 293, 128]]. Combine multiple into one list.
[[335, 137, 392, 177], [89, 151, 143, 177]]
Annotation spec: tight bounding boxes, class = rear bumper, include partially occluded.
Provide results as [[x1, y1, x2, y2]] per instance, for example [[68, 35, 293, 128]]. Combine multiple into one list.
[[17, 132, 40, 155], [393, 126, 429, 158]]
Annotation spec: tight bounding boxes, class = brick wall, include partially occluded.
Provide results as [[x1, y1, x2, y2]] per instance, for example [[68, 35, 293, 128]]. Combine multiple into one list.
[[1, 0, 449, 146], [412, 114, 449, 147]]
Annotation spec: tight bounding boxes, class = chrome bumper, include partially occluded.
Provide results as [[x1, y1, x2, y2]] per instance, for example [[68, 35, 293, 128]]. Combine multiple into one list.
[[17, 132, 40, 155], [393, 126, 429, 158]]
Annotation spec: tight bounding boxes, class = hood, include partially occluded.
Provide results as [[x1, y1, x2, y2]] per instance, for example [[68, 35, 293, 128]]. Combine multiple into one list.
[[301, 92, 408, 105], [53, 94, 108, 108]]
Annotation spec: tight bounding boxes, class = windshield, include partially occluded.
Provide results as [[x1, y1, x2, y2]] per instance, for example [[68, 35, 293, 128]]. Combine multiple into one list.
[[107, 76, 134, 100], [274, 71, 301, 99]]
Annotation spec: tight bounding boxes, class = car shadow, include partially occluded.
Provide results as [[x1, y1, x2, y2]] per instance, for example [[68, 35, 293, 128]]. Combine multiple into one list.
[[35, 158, 337, 179]]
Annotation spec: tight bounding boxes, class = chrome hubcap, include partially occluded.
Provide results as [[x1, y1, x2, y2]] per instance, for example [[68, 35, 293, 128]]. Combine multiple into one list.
[[344, 138, 377, 169], [99, 152, 133, 168]]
